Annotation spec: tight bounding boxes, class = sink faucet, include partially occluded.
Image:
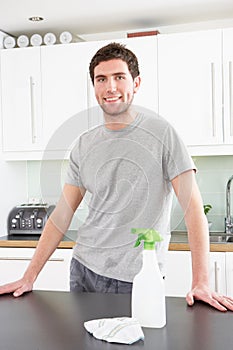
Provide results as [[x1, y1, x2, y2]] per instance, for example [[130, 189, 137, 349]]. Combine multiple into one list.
[[226, 175, 233, 234]]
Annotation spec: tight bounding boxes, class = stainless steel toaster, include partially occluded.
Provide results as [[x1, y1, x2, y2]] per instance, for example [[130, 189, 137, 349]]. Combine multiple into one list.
[[7, 203, 55, 235]]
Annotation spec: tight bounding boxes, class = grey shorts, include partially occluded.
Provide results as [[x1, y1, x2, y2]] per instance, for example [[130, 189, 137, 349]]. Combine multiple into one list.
[[70, 257, 133, 293]]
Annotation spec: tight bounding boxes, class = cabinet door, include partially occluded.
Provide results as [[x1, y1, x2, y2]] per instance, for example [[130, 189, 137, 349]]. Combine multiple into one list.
[[0, 248, 72, 291], [223, 28, 233, 145], [165, 251, 192, 297], [158, 30, 223, 146], [1, 47, 43, 151], [226, 252, 233, 297], [41, 44, 89, 155], [209, 252, 226, 295]]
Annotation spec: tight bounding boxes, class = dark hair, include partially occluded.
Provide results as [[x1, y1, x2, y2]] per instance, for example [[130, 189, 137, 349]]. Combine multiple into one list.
[[89, 42, 140, 84]]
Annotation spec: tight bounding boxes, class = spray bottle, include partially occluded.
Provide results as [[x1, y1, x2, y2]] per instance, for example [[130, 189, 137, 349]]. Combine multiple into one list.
[[131, 228, 166, 328]]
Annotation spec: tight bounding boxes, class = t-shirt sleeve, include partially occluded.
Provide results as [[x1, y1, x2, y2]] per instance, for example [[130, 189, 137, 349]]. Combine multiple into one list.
[[65, 138, 85, 188], [162, 124, 196, 181]]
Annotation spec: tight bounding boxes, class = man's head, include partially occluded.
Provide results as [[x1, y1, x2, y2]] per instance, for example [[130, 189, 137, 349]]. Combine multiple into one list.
[[89, 42, 140, 84]]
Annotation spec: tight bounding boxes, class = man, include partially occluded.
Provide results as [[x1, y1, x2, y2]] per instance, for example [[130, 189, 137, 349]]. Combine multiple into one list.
[[1, 42, 233, 312]]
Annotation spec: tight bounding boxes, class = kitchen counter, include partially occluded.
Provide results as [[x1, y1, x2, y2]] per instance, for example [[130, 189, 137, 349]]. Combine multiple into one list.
[[1, 291, 233, 350], [0, 230, 77, 249], [1, 230, 233, 252]]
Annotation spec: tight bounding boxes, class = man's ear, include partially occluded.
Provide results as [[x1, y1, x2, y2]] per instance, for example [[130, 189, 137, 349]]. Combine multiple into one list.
[[133, 76, 141, 93]]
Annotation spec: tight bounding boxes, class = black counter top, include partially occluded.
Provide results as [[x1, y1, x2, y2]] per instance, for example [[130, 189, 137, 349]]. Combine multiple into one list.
[[1, 291, 233, 350]]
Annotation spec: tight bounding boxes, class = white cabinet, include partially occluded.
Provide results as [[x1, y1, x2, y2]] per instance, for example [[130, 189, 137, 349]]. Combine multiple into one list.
[[158, 30, 223, 148], [1, 47, 43, 152], [40, 43, 89, 155], [165, 251, 227, 297], [222, 28, 233, 145], [209, 252, 226, 295], [165, 251, 192, 297], [225, 252, 233, 297], [0, 247, 72, 291]]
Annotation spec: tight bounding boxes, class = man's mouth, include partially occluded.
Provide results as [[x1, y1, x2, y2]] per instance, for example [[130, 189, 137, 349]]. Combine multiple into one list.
[[104, 96, 122, 103]]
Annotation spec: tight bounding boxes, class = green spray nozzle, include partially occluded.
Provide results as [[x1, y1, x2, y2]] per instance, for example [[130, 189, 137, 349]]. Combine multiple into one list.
[[131, 228, 163, 250]]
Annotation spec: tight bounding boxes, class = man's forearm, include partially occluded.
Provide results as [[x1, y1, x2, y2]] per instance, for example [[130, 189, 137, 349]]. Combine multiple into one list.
[[22, 218, 65, 284], [186, 210, 210, 287]]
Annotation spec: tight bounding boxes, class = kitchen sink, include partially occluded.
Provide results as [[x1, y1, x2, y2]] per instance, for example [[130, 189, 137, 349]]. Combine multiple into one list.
[[209, 234, 233, 243], [171, 231, 233, 244]]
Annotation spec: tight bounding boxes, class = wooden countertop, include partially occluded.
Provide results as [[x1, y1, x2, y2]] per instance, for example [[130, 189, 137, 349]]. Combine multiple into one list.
[[0, 231, 76, 249], [169, 242, 233, 252], [1, 231, 233, 252]]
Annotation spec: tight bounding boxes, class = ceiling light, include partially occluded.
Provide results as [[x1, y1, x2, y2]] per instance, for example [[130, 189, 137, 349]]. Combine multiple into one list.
[[28, 16, 44, 22]]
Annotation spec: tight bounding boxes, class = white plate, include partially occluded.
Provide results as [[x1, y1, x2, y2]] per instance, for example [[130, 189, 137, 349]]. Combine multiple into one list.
[[59, 31, 72, 44], [4, 36, 16, 49], [30, 34, 42, 46], [44, 33, 56, 45], [17, 35, 29, 48]]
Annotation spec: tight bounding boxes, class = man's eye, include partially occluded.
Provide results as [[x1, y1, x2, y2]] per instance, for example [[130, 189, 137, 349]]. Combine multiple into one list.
[[116, 76, 124, 80]]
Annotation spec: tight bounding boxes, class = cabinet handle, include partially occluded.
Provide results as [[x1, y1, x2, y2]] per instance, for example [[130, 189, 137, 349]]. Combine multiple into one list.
[[211, 63, 216, 137], [214, 261, 220, 293], [29, 76, 37, 143], [229, 62, 233, 137], [0, 257, 64, 262]]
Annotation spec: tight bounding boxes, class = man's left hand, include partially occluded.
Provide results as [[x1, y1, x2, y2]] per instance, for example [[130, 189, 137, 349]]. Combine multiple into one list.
[[186, 285, 233, 311]]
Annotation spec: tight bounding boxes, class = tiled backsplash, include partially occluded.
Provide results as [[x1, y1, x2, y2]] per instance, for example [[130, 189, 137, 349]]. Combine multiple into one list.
[[171, 156, 233, 232], [27, 156, 233, 232]]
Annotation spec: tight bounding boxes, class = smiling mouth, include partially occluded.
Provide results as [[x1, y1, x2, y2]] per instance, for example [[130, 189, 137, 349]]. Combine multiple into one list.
[[104, 96, 122, 103]]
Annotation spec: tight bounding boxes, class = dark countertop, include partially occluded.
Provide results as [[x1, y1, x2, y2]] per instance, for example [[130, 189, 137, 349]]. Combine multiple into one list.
[[1, 291, 233, 350]]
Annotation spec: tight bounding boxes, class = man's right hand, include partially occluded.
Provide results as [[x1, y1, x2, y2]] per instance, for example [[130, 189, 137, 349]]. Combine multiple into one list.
[[0, 278, 33, 297]]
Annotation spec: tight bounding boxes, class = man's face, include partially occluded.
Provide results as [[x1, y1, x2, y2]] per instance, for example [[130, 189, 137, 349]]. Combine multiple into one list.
[[93, 59, 140, 117]]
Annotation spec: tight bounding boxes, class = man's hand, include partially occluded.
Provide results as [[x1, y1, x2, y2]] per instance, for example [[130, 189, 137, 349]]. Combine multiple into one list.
[[0, 278, 33, 297], [186, 285, 233, 312]]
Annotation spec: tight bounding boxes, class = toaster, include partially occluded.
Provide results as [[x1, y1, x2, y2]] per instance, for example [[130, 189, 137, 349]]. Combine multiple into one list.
[[7, 203, 55, 235]]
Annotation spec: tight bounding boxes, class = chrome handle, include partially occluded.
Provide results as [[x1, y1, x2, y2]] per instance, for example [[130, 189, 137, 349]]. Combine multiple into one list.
[[29, 76, 36, 143], [0, 257, 64, 262], [214, 261, 220, 293], [229, 62, 233, 137], [211, 63, 216, 137]]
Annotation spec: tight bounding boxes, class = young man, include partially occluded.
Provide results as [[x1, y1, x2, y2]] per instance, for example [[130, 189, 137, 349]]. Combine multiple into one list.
[[1, 43, 233, 312]]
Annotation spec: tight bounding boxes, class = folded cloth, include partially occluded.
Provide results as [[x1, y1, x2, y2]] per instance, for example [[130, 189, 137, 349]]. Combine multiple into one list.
[[84, 317, 144, 344]]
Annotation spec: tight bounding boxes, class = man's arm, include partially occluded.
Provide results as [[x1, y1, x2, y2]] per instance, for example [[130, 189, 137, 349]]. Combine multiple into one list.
[[172, 170, 233, 311], [0, 184, 85, 297]]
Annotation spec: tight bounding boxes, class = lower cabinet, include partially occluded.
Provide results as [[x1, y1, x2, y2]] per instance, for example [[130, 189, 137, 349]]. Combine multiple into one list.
[[165, 251, 227, 297], [225, 253, 233, 298], [0, 247, 72, 291]]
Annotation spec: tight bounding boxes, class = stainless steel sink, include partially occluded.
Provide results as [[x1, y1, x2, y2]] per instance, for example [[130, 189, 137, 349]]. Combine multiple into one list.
[[209, 234, 233, 243], [171, 231, 233, 244]]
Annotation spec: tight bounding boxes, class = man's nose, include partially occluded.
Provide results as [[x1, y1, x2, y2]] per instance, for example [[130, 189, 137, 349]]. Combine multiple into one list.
[[106, 77, 117, 93]]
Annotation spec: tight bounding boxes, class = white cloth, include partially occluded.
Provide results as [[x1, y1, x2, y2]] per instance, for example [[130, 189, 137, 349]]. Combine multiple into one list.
[[84, 317, 144, 344]]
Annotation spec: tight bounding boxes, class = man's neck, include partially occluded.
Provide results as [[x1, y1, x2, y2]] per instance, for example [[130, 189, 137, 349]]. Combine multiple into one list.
[[104, 109, 138, 131]]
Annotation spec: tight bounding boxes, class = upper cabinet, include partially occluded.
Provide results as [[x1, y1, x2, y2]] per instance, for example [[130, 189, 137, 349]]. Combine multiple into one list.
[[1, 47, 43, 153], [158, 30, 222, 147], [1, 29, 233, 159], [40, 43, 89, 157], [158, 29, 233, 154], [222, 28, 233, 145]]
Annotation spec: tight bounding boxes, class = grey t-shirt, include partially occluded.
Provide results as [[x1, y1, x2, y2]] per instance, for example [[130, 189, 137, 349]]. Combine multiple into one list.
[[66, 112, 195, 281]]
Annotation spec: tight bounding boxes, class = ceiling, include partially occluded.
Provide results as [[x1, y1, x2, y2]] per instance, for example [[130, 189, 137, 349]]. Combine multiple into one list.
[[1, 0, 233, 39]]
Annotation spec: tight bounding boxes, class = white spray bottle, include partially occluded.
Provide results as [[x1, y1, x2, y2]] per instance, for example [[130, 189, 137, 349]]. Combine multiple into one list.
[[131, 228, 166, 328]]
